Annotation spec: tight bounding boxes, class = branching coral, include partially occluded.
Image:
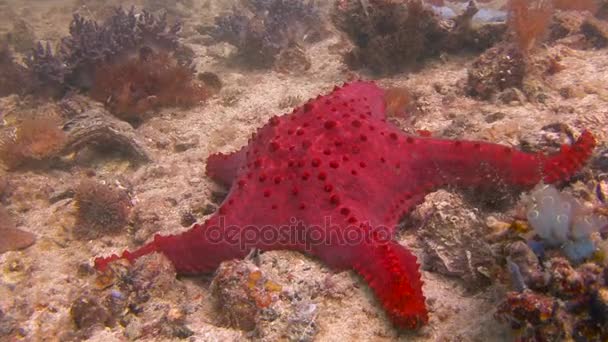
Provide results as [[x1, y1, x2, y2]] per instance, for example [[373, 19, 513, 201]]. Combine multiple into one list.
[[73, 179, 132, 240], [25, 7, 206, 118], [210, 0, 324, 68], [27, 8, 187, 92], [0, 112, 67, 169]]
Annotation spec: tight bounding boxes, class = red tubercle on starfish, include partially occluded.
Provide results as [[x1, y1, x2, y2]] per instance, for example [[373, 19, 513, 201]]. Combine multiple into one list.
[[94, 81, 595, 329]]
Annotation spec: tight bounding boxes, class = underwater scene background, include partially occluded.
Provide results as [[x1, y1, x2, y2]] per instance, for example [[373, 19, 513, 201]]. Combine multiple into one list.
[[1, 0, 608, 341]]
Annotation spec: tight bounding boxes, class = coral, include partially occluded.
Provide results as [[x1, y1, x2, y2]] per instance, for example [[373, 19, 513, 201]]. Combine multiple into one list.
[[73, 179, 132, 240], [332, 0, 507, 75], [0, 112, 67, 169], [72, 253, 192, 339], [0, 207, 36, 255], [59, 95, 152, 163], [26, 8, 194, 98], [507, 0, 553, 53], [210, 0, 324, 68], [466, 42, 526, 100], [94, 81, 595, 329], [332, 0, 444, 74], [497, 243, 608, 340], [89, 51, 207, 123]]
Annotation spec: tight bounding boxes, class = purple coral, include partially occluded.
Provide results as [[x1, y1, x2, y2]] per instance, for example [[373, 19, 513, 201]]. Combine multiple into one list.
[[211, 0, 323, 68], [26, 7, 189, 94]]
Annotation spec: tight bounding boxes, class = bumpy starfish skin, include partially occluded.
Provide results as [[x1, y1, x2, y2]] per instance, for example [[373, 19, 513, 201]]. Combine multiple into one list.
[[95, 81, 596, 329]]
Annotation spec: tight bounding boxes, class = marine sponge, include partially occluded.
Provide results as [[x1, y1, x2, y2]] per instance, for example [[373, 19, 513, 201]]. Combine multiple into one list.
[[526, 184, 608, 262], [73, 179, 132, 240], [210, 0, 324, 68]]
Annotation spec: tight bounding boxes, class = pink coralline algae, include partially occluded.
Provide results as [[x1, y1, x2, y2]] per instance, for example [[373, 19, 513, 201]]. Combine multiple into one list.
[[95, 81, 596, 329]]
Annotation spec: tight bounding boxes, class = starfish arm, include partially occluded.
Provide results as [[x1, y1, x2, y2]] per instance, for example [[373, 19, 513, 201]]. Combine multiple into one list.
[[353, 239, 427, 329], [410, 130, 595, 189], [205, 147, 247, 187], [95, 213, 249, 274]]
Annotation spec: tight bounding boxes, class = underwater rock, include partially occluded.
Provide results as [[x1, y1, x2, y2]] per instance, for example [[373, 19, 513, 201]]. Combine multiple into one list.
[[210, 257, 318, 340], [333, 0, 506, 75], [506, 241, 549, 290], [581, 16, 608, 48], [59, 95, 152, 163], [0, 208, 36, 255], [274, 43, 311, 74], [590, 287, 608, 323], [414, 190, 497, 290], [467, 42, 525, 100], [210, 0, 324, 69], [91, 253, 191, 340], [70, 295, 112, 331], [210, 259, 283, 331], [548, 10, 587, 42], [332, 0, 444, 74]]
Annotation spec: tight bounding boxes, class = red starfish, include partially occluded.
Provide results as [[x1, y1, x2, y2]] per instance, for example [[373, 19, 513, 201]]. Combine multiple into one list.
[[95, 81, 595, 329]]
